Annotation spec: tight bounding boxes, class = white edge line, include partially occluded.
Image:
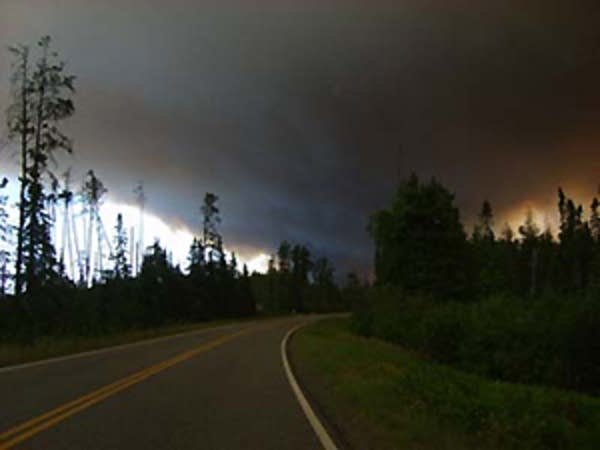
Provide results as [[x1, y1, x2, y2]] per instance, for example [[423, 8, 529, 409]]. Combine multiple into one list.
[[0, 321, 251, 374], [281, 321, 339, 450]]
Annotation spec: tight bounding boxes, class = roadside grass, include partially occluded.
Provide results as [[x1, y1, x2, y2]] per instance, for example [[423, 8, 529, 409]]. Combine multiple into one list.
[[0, 316, 268, 368], [291, 319, 600, 450]]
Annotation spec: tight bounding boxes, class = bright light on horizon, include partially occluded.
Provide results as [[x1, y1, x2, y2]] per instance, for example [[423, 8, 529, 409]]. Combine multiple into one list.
[[0, 177, 269, 279]]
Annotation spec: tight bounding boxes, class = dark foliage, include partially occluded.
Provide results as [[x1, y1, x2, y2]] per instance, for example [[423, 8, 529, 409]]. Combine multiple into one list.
[[250, 242, 350, 315], [356, 174, 600, 395]]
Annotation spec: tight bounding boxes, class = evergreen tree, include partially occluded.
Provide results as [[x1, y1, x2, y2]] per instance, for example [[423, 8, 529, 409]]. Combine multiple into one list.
[[110, 213, 130, 279], [472, 200, 495, 242], [291, 244, 312, 312], [313, 257, 335, 287], [369, 173, 468, 299], [277, 240, 291, 273], [310, 257, 338, 311], [557, 188, 593, 291], [187, 237, 205, 273], [229, 252, 238, 276], [7, 44, 33, 295], [23, 36, 75, 292], [500, 223, 515, 243], [518, 209, 541, 296], [471, 200, 506, 297]]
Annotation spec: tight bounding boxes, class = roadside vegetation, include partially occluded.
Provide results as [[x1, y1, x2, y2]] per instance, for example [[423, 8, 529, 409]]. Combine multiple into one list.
[[292, 319, 600, 450], [357, 174, 600, 395], [292, 174, 600, 448]]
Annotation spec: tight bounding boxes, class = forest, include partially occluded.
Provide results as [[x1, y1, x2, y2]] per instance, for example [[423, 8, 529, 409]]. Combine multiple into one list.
[[353, 173, 600, 395], [0, 38, 347, 345]]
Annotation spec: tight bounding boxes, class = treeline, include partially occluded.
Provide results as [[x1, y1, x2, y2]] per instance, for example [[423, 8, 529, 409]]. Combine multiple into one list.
[[251, 241, 353, 314], [0, 37, 350, 344], [0, 237, 256, 342], [355, 173, 600, 394]]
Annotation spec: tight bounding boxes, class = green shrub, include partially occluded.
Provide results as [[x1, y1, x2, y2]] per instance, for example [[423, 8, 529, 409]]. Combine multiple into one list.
[[353, 287, 600, 394]]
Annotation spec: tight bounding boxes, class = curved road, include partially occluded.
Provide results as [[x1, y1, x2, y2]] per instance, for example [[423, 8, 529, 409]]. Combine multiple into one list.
[[0, 317, 325, 450]]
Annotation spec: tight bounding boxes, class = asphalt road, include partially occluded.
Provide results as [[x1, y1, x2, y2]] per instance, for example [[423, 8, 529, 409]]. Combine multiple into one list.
[[0, 317, 324, 450]]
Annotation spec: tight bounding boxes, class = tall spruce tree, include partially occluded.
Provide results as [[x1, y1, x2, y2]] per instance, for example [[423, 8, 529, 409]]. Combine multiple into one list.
[[7, 44, 32, 295], [23, 37, 75, 292]]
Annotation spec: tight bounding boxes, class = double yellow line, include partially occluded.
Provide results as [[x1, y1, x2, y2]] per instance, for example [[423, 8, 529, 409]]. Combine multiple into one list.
[[0, 328, 248, 449]]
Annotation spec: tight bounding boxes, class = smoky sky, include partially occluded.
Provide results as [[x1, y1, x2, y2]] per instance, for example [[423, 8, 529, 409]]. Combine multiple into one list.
[[1, 0, 600, 275]]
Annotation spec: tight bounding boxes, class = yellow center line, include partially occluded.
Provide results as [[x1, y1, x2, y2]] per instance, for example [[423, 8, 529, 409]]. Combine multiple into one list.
[[0, 327, 249, 450]]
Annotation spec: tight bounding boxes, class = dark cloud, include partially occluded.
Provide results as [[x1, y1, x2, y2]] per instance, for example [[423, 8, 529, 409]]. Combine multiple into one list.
[[1, 1, 600, 275]]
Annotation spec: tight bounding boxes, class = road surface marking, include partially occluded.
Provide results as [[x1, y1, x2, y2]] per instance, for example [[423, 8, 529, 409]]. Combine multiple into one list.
[[281, 322, 339, 450], [0, 321, 252, 374], [0, 328, 249, 450]]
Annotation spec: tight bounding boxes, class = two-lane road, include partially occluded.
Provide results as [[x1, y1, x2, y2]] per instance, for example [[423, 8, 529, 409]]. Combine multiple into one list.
[[0, 317, 326, 450]]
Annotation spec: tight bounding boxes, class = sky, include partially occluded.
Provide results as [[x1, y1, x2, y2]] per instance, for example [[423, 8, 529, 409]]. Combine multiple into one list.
[[1, 1, 600, 277]]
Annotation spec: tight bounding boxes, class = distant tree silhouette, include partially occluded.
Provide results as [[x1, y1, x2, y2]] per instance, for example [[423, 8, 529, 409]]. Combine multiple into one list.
[[470, 201, 506, 297], [472, 200, 495, 242], [277, 241, 291, 273], [291, 244, 312, 312], [110, 213, 130, 279], [187, 237, 205, 273], [557, 188, 593, 292]]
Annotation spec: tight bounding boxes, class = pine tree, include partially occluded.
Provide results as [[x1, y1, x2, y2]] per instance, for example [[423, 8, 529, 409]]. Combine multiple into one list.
[[472, 200, 495, 242], [518, 209, 541, 296], [277, 241, 291, 272], [187, 237, 205, 272], [557, 188, 593, 291], [111, 213, 130, 279], [291, 244, 312, 312], [369, 174, 468, 299], [23, 36, 75, 292], [7, 44, 33, 295], [230, 252, 238, 276], [313, 257, 334, 287], [500, 223, 515, 243]]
